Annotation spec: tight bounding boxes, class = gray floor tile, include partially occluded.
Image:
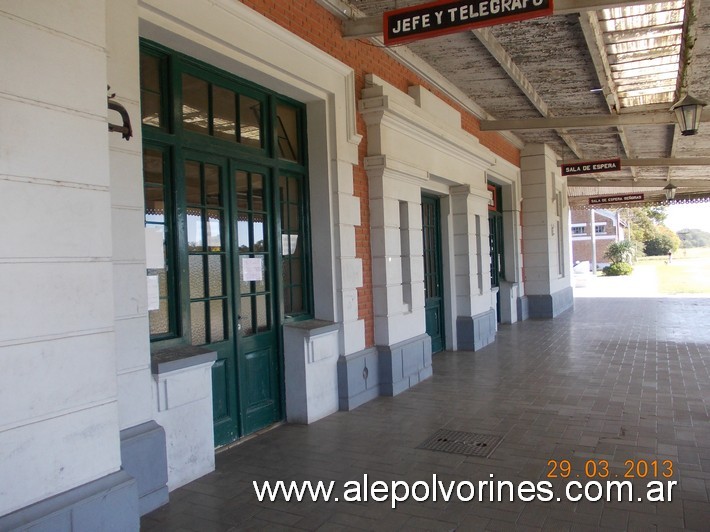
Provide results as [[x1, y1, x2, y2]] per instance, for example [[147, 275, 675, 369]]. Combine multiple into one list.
[[143, 297, 710, 531]]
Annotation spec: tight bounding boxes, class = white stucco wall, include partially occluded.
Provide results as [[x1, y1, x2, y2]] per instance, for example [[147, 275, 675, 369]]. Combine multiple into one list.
[[107, 0, 154, 431], [361, 75, 520, 349], [520, 144, 573, 296], [0, 1, 122, 515]]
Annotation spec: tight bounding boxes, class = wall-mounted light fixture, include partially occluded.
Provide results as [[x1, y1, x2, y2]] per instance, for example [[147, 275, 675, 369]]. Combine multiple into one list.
[[663, 182, 677, 201], [670, 93, 707, 136], [107, 86, 133, 141]]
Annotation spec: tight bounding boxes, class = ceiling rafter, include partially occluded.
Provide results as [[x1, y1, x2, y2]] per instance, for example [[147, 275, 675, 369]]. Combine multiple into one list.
[[472, 27, 586, 159], [668, 0, 699, 183], [578, 10, 641, 180], [479, 112, 706, 130]]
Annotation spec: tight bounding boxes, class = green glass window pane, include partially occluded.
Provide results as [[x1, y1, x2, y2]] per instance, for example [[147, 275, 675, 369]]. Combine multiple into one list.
[[288, 204, 300, 235], [144, 188, 165, 224], [209, 299, 226, 343], [240, 296, 253, 336], [251, 173, 264, 211], [182, 74, 209, 134], [141, 92, 162, 128], [284, 287, 292, 315], [237, 216, 249, 252], [140, 54, 162, 128], [149, 305, 169, 335], [256, 295, 269, 332], [140, 53, 160, 92], [191, 302, 206, 345], [239, 95, 262, 148], [187, 208, 204, 251], [189, 255, 205, 299], [291, 285, 303, 314], [208, 255, 224, 297], [149, 270, 170, 335], [185, 161, 201, 205], [288, 176, 300, 201], [276, 103, 299, 162], [235, 171, 248, 210], [252, 214, 265, 252], [212, 86, 237, 142], [143, 149, 164, 185], [206, 210, 222, 252], [204, 164, 221, 206], [291, 258, 302, 287], [283, 259, 291, 285]]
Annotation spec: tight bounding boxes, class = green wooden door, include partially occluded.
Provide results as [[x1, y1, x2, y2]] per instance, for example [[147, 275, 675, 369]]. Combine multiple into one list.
[[182, 153, 240, 445], [489, 209, 504, 323], [233, 164, 282, 435], [422, 195, 445, 353], [184, 154, 282, 446]]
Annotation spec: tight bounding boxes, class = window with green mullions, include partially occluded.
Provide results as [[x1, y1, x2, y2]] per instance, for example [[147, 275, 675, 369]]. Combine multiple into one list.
[[186, 160, 228, 345], [236, 170, 272, 336], [140, 39, 312, 349], [143, 146, 177, 338], [280, 174, 307, 316], [140, 53, 166, 129], [182, 73, 263, 149]]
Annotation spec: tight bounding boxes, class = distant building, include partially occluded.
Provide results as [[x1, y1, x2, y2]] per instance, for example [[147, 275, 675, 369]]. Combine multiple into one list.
[[571, 209, 626, 270]]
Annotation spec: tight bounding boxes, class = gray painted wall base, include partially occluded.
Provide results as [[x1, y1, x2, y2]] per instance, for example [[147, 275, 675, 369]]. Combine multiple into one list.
[[0, 470, 138, 532], [527, 286, 574, 318], [337, 347, 379, 411], [120, 420, 168, 515], [378, 334, 432, 396], [457, 308, 497, 351], [517, 296, 529, 322]]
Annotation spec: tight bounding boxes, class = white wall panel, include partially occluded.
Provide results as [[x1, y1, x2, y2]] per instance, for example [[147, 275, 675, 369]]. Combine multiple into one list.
[[0, 100, 110, 187], [0, 403, 121, 516], [0, 180, 112, 260], [0, 262, 114, 344], [0, 0, 106, 47], [0, 15, 106, 115], [0, 333, 116, 431]]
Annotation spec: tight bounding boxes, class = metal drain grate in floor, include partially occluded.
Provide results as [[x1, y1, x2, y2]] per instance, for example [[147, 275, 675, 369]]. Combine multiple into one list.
[[417, 429, 502, 458]]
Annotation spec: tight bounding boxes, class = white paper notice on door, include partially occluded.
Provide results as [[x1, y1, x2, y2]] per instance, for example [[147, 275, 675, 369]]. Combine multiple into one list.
[[241, 257, 263, 282], [145, 227, 165, 270], [147, 275, 160, 311]]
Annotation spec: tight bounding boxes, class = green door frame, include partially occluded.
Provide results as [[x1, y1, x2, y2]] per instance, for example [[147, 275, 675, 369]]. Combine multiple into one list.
[[140, 40, 313, 446], [422, 194, 446, 353]]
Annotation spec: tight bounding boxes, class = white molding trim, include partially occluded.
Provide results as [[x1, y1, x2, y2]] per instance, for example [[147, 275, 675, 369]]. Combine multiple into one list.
[[138, 0, 362, 160]]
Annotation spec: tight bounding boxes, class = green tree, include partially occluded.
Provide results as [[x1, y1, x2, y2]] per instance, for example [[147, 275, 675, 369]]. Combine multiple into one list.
[[677, 228, 710, 248], [604, 240, 636, 265], [644, 226, 681, 256]]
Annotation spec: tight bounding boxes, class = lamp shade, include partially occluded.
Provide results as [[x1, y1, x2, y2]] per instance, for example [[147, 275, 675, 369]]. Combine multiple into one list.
[[663, 182, 677, 201], [670, 94, 707, 136]]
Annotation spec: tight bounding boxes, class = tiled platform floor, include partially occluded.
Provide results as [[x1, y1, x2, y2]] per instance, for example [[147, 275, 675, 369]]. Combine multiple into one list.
[[142, 297, 710, 531]]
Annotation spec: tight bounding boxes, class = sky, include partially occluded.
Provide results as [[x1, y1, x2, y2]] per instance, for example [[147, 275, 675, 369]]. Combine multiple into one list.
[[664, 203, 710, 233]]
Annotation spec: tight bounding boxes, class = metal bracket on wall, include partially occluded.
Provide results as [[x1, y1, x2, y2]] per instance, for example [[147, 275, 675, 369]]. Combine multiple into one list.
[[107, 86, 133, 141]]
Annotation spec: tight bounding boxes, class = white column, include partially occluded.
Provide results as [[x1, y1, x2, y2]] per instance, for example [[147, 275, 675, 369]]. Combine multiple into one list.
[[0, 1, 122, 515]]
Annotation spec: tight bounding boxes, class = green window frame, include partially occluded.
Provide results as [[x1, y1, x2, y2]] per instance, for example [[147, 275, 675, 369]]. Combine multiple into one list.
[[140, 40, 313, 345]]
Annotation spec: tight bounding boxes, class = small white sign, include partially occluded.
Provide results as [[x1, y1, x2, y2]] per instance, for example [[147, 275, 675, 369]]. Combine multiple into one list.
[[145, 227, 164, 269], [147, 275, 160, 311], [241, 257, 263, 282]]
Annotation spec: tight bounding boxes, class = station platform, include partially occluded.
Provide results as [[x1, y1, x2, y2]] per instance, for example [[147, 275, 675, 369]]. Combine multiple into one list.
[[143, 296, 710, 531]]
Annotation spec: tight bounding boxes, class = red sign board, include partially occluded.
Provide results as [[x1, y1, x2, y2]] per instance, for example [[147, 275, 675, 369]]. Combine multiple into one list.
[[589, 193, 644, 205], [561, 158, 621, 176], [383, 0, 554, 46]]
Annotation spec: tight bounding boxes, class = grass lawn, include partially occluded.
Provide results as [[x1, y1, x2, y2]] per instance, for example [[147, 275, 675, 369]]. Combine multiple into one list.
[[636, 247, 710, 295]]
